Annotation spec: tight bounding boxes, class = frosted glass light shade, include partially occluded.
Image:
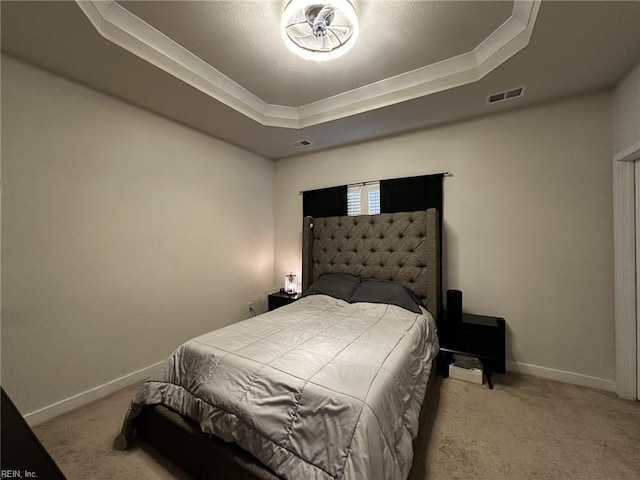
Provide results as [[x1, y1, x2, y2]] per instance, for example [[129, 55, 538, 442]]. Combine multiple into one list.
[[281, 0, 359, 61]]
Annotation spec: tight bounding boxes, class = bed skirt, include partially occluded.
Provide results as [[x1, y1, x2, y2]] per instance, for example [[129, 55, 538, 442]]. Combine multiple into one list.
[[137, 402, 281, 480]]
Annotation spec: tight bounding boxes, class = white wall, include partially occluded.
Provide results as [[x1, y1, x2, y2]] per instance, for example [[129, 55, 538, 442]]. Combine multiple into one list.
[[275, 92, 615, 390], [1, 56, 275, 418]]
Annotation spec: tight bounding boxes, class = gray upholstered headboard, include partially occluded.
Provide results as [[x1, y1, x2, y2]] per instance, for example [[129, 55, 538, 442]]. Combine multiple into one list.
[[302, 209, 441, 322]]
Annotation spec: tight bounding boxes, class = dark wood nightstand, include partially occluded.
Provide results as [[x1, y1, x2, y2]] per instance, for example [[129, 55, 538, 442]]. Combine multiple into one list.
[[268, 291, 301, 311], [439, 312, 506, 389]]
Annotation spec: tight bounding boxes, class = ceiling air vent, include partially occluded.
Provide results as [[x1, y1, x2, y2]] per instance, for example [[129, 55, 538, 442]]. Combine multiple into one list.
[[289, 140, 314, 148], [487, 86, 525, 105]]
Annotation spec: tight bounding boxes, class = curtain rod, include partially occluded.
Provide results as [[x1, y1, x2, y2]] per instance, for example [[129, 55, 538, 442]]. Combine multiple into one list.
[[298, 172, 451, 195]]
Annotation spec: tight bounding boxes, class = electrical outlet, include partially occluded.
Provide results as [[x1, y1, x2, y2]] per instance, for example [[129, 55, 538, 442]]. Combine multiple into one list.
[[248, 301, 254, 312]]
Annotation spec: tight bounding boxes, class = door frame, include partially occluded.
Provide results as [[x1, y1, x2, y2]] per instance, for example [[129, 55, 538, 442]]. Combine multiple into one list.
[[613, 141, 639, 400]]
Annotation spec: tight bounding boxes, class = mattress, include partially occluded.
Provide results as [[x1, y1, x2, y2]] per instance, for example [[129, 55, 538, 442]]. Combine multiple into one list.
[[118, 294, 439, 480]]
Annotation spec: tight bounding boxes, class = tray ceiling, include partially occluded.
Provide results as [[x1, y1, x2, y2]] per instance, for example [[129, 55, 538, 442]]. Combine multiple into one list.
[[79, 0, 537, 128], [2, 1, 639, 159], [119, 0, 513, 105]]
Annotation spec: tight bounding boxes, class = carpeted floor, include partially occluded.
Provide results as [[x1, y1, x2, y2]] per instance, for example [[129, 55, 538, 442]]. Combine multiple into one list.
[[32, 373, 640, 480]]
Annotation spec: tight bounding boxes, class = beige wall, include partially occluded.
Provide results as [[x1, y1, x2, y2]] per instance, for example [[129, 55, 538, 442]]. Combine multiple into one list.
[[1, 56, 275, 415], [613, 61, 640, 157], [275, 92, 615, 387]]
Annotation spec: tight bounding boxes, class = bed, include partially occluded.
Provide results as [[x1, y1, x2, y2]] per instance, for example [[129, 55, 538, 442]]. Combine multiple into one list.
[[116, 208, 441, 480]]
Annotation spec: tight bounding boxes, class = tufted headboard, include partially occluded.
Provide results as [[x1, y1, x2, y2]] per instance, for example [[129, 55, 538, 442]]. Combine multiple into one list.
[[302, 209, 441, 322]]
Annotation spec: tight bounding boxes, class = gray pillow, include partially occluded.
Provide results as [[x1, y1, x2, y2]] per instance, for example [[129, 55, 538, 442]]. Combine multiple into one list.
[[303, 273, 361, 302], [350, 279, 423, 314]]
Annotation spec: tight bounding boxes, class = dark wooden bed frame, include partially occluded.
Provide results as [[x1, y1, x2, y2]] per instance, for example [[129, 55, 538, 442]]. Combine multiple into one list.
[[135, 208, 441, 479]]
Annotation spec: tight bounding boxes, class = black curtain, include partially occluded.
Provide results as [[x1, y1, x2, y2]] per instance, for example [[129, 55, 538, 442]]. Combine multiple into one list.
[[380, 173, 443, 215], [303, 174, 444, 218], [302, 185, 347, 218]]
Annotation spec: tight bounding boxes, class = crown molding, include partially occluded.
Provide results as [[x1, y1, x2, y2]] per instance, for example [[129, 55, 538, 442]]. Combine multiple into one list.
[[76, 0, 541, 129]]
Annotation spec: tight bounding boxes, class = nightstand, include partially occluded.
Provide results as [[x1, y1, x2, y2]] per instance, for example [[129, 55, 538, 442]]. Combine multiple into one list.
[[439, 312, 506, 389], [268, 291, 301, 311]]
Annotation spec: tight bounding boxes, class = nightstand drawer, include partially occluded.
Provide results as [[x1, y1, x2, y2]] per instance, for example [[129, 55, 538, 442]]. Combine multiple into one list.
[[452, 322, 498, 357]]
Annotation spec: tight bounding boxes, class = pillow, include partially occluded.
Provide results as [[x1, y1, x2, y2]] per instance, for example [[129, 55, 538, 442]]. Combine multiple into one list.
[[350, 279, 423, 314], [303, 273, 361, 302]]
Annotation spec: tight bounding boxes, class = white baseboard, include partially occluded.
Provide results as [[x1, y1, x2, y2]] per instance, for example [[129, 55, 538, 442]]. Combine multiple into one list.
[[22, 359, 618, 426], [507, 361, 616, 393], [24, 361, 164, 427]]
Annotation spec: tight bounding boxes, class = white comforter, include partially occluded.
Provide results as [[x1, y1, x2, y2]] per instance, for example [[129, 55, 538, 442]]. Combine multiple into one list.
[[119, 294, 439, 480]]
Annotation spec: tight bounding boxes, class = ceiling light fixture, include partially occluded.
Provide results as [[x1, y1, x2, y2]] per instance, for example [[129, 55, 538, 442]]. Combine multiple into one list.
[[281, 0, 359, 61]]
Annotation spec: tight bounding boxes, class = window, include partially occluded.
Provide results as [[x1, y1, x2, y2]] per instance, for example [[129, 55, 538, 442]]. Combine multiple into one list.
[[347, 186, 361, 216], [347, 182, 380, 216], [368, 187, 380, 215]]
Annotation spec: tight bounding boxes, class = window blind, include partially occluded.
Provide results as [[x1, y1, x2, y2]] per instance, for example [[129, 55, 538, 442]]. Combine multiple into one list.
[[368, 187, 381, 215], [347, 186, 361, 216]]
